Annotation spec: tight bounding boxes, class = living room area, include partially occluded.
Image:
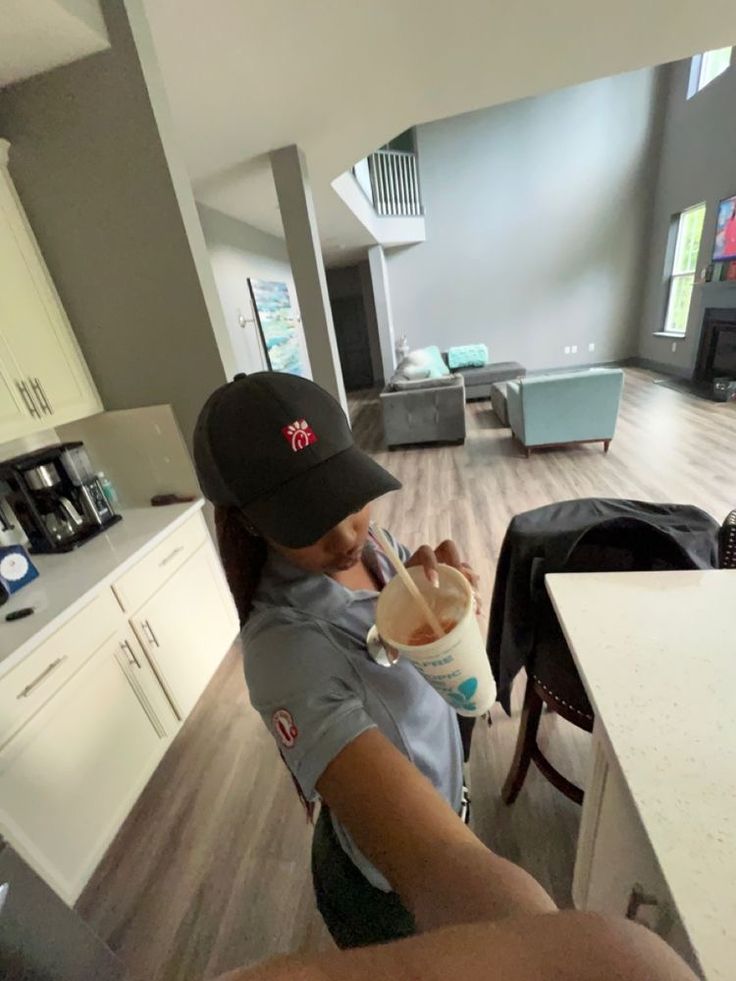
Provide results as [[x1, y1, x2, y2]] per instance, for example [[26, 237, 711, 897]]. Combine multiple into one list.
[[327, 49, 736, 458]]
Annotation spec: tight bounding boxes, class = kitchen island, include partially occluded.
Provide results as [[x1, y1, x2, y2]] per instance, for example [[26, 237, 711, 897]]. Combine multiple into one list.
[[547, 569, 736, 981]]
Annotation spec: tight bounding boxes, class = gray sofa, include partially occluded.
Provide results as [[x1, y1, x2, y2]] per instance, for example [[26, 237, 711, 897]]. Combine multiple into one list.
[[380, 374, 466, 448], [441, 353, 526, 400]]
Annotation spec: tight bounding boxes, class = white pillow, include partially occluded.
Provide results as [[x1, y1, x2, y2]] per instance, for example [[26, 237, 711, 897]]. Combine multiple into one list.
[[395, 349, 431, 380]]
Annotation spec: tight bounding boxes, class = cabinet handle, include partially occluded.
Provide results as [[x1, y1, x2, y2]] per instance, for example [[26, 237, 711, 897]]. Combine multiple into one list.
[[30, 377, 52, 415], [16, 656, 67, 699], [16, 380, 40, 419], [159, 545, 184, 568], [38, 377, 53, 414], [120, 639, 141, 669], [626, 883, 659, 922], [142, 619, 160, 647]]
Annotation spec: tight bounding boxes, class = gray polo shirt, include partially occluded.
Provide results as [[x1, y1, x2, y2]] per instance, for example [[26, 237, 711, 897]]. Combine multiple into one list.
[[241, 531, 463, 891]]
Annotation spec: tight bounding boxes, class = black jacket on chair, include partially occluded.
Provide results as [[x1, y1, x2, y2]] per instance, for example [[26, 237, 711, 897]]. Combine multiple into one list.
[[487, 498, 719, 714]]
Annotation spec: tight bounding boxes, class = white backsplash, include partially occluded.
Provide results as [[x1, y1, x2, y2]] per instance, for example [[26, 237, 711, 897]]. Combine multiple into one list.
[[0, 428, 60, 463]]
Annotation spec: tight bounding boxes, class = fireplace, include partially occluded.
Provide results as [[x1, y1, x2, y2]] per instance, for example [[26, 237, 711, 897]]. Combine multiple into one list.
[[693, 308, 736, 384]]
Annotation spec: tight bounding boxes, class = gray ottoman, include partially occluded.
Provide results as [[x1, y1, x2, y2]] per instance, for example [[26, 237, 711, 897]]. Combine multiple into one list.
[[441, 357, 527, 401], [490, 382, 509, 426]]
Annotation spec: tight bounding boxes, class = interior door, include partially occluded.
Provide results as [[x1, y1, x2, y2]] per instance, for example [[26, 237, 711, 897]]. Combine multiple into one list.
[[134, 542, 237, 719], [330, 295, 375, 390], [0, 631, 170, 904], [0, 173, 99, 424]]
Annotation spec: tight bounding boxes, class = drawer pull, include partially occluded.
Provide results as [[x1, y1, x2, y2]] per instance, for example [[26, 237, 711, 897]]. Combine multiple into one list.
[[16, 380, 40, 419], [30, 377, 52, 415], [120, 639, 141, 669], [16, 657, 67, 699], [159, 545, 184, 568], [142, 620, 160, 648], [626, 883, 659, 921]]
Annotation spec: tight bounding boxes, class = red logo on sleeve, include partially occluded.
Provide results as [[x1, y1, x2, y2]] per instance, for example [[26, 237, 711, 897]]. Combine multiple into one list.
[[282, 419, 317, 452], [272, 708, 298, 748]]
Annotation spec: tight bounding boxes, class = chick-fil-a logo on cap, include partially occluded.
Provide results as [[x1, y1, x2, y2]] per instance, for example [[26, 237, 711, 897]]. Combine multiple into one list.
[[282, 419, 317, 452]]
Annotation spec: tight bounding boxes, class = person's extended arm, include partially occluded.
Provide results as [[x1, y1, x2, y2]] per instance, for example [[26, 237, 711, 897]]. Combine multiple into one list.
[[215, 910, 698, 981], [315, 727, 554, 932]]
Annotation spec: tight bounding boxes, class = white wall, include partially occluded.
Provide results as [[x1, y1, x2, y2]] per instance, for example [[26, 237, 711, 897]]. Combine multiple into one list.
[[198, 203, 310, 378], [637, 58, 736, 376], [385, 69, 664, 371]]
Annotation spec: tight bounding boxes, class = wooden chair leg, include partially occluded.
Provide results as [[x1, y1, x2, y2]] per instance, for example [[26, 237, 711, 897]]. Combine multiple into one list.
[[525, 446, 531, 459], [502, 677, 543, 805], [603, 439, 611, 453], [531, 747, 584, 804]]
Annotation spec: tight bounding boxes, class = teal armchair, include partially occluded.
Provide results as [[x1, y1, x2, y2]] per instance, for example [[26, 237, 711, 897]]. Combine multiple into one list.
[[506, 369, 624, 456]]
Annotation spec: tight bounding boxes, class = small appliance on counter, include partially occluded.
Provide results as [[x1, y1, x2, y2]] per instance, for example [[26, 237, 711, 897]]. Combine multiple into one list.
[[0, 545, 39, 606], [0, 442, 121, 554], [0, 483, 28, 549]]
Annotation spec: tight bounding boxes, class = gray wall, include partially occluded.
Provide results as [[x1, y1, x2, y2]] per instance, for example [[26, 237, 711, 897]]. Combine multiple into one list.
[[637, 59, 736, 376], [198, 203, 304, 376], [385, 69, 664, 371], [0, 0, 229, 448]]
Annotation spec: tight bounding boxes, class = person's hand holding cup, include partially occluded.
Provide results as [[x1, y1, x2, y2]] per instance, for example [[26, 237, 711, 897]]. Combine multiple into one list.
[[405, 539, 481, 615]]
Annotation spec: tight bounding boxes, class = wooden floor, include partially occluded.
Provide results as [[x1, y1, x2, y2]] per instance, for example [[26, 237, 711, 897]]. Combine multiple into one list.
[[77, 369, 736, 980]]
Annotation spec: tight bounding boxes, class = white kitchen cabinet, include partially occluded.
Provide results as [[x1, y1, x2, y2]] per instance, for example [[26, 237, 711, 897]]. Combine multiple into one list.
[[112, 509, 208, 614], [0, 589, 122, 750], [0, 334, 38, 442], [575, 732, 699, 973], [0, 506, 236, 904], [0, 139, 101, 433], [132, 539, 238, 719], [116, 628, 180, 742], [0, 625, 176, 904]]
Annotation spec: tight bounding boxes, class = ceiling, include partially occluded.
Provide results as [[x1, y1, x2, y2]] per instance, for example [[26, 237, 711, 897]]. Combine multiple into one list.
[[140, 0, 736, 263], [0, 0, 109, 88]]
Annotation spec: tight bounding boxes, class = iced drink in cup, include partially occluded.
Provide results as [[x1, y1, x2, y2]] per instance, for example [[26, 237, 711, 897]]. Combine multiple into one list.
[[375, 564, 495, 716]]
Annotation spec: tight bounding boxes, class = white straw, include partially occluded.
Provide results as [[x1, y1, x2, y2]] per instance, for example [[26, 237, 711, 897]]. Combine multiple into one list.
[[372, 526, 444, 640]]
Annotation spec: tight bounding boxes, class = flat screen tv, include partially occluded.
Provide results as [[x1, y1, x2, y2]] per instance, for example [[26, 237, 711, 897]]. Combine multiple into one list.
[[713, 194, 736, 261]]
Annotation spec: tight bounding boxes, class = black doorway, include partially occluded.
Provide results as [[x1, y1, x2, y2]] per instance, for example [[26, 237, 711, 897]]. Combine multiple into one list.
[[330, 294, 375, 391]]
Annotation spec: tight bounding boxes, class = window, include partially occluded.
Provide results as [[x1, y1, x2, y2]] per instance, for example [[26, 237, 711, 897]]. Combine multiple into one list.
[[688, 47, 732, 97], [662, 203, 706, 336]]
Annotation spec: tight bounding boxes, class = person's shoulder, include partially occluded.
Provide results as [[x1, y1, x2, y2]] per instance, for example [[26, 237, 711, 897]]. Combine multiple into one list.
[[241, 608, 345, 702]]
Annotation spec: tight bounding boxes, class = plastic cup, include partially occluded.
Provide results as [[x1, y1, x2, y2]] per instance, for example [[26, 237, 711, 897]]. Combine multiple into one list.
[[375, 564, 496, 717]]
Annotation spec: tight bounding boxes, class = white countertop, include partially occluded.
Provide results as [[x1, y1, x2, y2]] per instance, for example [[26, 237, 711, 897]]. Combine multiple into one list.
[[0, 499, 205, 676], [546, 570, 736, 981]]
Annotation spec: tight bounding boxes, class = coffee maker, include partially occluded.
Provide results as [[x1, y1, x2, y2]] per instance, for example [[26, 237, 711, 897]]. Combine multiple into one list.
[[0, 442, 121, 553]]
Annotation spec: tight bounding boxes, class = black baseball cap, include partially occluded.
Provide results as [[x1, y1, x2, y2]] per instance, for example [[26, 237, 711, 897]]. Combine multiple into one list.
[[194, 372, 401, 548]]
